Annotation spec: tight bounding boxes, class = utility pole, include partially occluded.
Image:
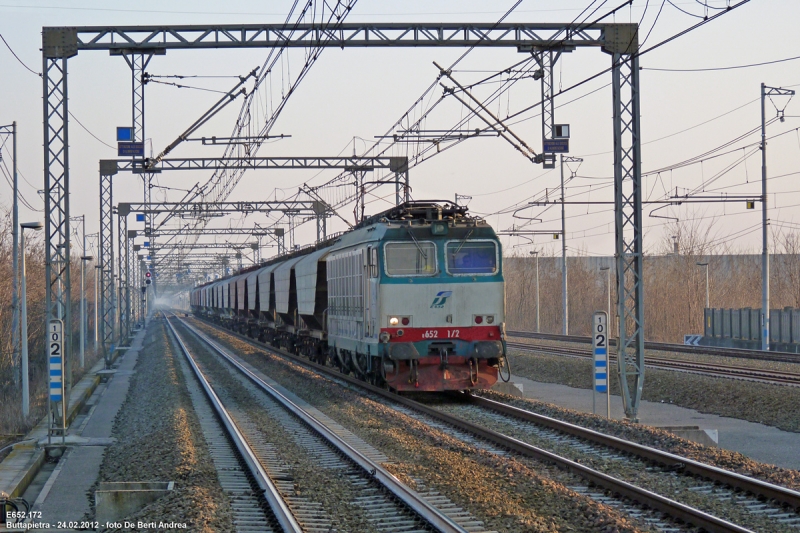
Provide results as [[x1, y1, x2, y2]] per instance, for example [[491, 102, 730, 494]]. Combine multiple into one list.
[[94, 264, 101, 348], [761, 83, 794, 351], [20, 221, 43, 418], [530, 250, 540, 333], [2, 123, 20, 388], [560, 155, 582, 335], [76, 215, 87, 369]]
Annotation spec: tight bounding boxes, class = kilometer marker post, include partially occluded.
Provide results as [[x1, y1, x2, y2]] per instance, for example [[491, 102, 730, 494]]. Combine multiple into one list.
[[48, 319, 66, 443], [592, 312, 610, 418]]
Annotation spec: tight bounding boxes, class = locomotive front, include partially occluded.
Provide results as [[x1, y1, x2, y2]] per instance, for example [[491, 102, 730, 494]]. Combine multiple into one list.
[[375, 205, 506, 391]]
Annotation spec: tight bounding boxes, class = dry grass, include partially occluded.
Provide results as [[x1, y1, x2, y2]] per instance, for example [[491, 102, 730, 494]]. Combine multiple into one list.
[[504, 218, 800, 341], [0, 206, 100, 438]]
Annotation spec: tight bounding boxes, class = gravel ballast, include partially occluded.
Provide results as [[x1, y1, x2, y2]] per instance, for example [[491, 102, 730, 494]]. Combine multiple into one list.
[[507, 342, 800, 434], [96, 321, 234, 532], [177, 322, 382, 532], [431, 399, 799, 533], [189, 319, 673, 532], [476, 389, 800, 491]]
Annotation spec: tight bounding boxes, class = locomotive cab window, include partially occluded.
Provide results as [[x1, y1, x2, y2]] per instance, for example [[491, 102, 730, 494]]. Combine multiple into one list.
[[384, 242, 437, 277], [446, 240, 498, 275], [368, 246, 379, 278]]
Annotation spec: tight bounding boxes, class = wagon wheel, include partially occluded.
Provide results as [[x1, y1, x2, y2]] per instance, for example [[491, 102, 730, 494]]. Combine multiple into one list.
[[313, 346, 325, 365], [353, 352, 369, 379], [326, 347, 337, 368], [335, 349, 350, 375]]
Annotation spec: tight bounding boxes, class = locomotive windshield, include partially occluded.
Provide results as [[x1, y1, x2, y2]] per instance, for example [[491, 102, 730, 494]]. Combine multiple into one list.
[[446, 240, 498, 275], [384, 242, 437, 276]]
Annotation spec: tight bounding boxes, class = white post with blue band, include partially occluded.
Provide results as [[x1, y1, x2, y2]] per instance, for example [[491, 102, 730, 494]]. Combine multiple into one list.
[[49, 319, 66, 441], [592, 311, 610, 418]]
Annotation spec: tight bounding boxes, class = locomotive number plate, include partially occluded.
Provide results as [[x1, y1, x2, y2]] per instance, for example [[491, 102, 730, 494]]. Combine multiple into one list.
[[422, 329, 460, 339]]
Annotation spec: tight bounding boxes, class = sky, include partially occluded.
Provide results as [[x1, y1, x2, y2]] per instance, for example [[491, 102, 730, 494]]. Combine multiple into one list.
[[1, 0, 799, 278]]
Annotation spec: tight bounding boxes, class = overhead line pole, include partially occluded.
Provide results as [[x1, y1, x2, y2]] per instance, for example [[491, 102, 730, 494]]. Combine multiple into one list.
[[760, 83, 794, 351], [98, 160, 117, 367], [761, 83, 768, 351], [610, 34, 645, 422], [2, 123, 21, 389], [130, 52, 156, 299], [559, 155, 583, 335], [561, 155, 567, 335]]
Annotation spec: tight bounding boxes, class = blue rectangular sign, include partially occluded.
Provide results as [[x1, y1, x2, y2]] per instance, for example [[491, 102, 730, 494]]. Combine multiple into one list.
[[136, 214, 145, 222], [592, 311, 610, 418], [118, 141, 144, 157], [543, 139, 569, 153], [592, 312, 608, 393], [117, 126, 134, 141]]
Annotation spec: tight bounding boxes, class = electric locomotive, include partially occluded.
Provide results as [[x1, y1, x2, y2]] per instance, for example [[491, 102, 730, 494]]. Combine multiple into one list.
[[190, 201, 509, 392]]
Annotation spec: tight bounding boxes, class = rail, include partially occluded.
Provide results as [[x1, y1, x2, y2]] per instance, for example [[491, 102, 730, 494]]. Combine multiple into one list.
[[508, 330, 800, 364], [174, 315, 469, 533], [465, 394, 800, 511], [164, 315, 302, 533], [506, 340, 800, 386], [190, 314, 796, 532]]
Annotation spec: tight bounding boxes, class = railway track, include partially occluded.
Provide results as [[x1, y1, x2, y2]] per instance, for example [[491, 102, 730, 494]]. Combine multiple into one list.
[[166, 314, 481, 533], [506, 339, 800, 386], [445, 395, 800, 525], [187, 313, 800, 532], [165, 316, 301, 532], [508, 330, 800, 364]]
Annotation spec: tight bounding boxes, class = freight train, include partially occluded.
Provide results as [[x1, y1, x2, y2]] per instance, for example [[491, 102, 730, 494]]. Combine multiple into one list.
[[189, 201, 510, 392]]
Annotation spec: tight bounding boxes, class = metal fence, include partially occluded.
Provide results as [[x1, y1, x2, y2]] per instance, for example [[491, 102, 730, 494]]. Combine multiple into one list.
[[703, 307, 800, 350]]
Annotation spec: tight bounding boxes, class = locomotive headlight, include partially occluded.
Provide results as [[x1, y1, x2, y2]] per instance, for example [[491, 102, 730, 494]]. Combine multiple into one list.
[[486, 315, 495, 324], [389, 316, 400, 326]]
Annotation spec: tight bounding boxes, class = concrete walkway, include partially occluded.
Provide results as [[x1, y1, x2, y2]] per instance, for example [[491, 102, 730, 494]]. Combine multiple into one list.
[[510, 375, 800, 470], [22, 327, 146, 531]]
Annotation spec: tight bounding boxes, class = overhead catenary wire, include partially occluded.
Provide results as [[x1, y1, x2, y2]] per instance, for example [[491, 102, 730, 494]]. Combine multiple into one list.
[[156, 0, 359, 268], [20, 0, 756, 264], [1, 32, 115, 156], [296, 0, 670, 222], [495, 153, 800, 249], [424, 0, 750, 163], [0, 32, 40, 76], [68, 111, 116, 150], [146, 78, 234, 95], [296, 0, 531, 215], [0, 163, 37, 211], [666, 0, 706, 18], [644, 53, 800, 72], [0, 138, 39, 211]]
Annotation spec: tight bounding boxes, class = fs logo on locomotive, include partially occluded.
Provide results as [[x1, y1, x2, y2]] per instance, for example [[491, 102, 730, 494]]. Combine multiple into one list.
[[430, 291, 453, 308]]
